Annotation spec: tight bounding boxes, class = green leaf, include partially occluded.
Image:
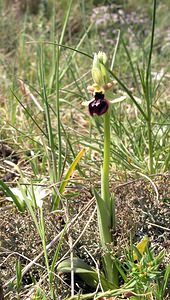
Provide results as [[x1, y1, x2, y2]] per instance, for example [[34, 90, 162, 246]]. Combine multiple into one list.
[[114, 259, 127, 282], [16, 259, 22, 293], [162, 263, 170, 296], [133, 236, 149, 261], [58, 257, 98, 288], [93, 189, 118, 286], [93, 189, 111, 247], [58, 257, 95, 273], [57, 257, 116, 290], [53, 148, 85, 210], [153, 249, 165, 265], [0, 180, 25, 212]]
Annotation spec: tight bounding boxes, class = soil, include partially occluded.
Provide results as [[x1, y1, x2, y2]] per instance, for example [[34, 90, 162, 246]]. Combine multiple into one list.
[[0, 144, 170, 299]]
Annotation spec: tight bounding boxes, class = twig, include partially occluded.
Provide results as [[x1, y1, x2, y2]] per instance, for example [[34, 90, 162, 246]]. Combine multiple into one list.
[[56, 206, 97, 267], [82, 245, 102, 293], [0, 250, 45, 270], [137, 172, 159, 203], [146, 221, 170, 232]]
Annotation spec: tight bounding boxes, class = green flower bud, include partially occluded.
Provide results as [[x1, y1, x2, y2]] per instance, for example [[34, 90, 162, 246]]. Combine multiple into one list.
[[97, 51, 107, 64], [91, 52, 109, 88], [92, 53, 100, 69], [92, 67, 105, 87]]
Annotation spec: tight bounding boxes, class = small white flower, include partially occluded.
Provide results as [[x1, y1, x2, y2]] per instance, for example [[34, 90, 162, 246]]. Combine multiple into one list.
[[28, 185, 48, 208], [6, 187, 24, 203], [7, 184, 48, 209]]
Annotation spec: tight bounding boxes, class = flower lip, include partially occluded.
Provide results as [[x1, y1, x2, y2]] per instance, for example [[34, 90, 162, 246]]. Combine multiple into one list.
[[94, 92, 105, 100], [88, 92, 109, 117]]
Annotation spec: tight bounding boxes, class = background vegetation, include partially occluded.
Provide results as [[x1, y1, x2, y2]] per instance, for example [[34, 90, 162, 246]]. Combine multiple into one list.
[[0, 0, 169, 299]]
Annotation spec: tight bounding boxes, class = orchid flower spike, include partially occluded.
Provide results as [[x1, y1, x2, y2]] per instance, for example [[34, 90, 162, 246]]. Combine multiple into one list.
[[88, 52, 113, 117]]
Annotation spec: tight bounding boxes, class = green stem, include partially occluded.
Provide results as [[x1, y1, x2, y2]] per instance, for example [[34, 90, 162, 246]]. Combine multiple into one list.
[[101, 110, 110, 203], [39, 209, 52, 293], [147, 108, 154, 174], [100, 108, 118, 286], [56, 44, 62, 181], [146, 0, 156, 84], [146, 0, 156, 174]]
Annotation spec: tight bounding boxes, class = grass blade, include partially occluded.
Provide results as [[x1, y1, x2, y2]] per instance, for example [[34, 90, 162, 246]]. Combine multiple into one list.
[[53, 148, 85, 210]]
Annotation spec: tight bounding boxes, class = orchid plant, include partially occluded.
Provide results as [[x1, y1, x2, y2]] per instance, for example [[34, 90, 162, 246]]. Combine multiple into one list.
[[57, 52, 128, 294], [87, 52, 120, 285]]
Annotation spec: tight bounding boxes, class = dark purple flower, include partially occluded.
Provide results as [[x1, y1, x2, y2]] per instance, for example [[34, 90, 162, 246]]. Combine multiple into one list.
[[88, 92, 109, 117]]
